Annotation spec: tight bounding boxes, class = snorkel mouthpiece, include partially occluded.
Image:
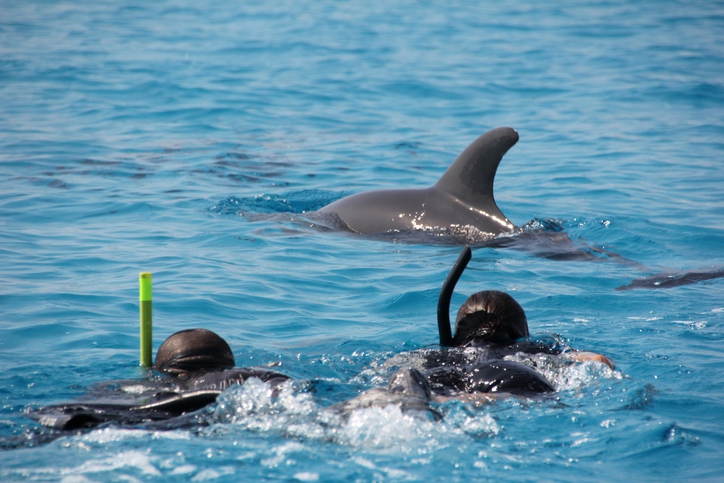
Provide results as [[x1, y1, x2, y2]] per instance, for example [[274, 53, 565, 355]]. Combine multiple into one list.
[[437, 245, 472, 346]]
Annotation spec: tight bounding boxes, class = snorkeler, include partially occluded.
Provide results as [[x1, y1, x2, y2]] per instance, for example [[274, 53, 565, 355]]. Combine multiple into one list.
[[437, 246, 613, 363], [329, 247, 613, 420], [452, 289, 612, 363], [377, 246, 613, 405], [31, 329, 290, 431]]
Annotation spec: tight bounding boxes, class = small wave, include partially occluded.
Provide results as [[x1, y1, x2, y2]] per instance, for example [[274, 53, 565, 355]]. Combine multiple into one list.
[[210, 379, 442, 449]]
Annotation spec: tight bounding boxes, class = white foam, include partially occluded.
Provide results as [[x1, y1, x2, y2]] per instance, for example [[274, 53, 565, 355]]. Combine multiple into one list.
[[505, 352, 622, 392], [169, 465, 197, 475], [60, 477, 95, 483], [261, 442, 306, 468], [57, 427, 192, 448], [674, 320, 708, 329], [351, 456, 412, 479], [294, 471, 320, 482], [337, 404, 431, 448], [58, 450, 162, 477], [121, 384, 151, 395], [190, 467, 236, 481]]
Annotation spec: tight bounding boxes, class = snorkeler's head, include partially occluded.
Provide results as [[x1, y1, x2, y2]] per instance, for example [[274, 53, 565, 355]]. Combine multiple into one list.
[[452, 290, 529, 347], [155, 329, 235, 376]]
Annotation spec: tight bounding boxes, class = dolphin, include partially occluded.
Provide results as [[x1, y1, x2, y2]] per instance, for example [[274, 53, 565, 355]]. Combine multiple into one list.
[[318, 127, 519, 236]]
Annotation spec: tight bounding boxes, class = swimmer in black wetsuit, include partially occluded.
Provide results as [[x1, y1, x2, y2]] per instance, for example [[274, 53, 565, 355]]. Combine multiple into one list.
[[31, 329, 290, 431], [371, 246, 614, 409], [437, 246, 613, 361], [417, 289, 555, 401], [335, 254, 553, 416]]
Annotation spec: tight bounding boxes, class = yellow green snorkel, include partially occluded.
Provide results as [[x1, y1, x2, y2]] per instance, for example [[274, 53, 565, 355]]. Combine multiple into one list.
[[139, 272, 153, 367]]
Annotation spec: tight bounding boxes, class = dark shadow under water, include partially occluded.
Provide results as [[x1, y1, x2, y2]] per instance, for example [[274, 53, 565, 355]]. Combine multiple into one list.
[[616, 268, 724, 291], [208, 192, 724, 291], [229, 205, 724, 291]]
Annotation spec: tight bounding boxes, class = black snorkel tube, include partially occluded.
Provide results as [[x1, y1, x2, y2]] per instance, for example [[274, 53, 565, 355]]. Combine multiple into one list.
[[436, 245, 472, 346]]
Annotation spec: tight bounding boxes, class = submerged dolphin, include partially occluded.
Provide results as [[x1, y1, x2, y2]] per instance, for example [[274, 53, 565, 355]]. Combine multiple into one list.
[[615, 268, 724, 291], [318, 127, 518, 236]]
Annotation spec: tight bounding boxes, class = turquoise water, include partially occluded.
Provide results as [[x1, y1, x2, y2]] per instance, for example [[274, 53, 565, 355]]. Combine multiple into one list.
[[1, 1, 723, 481]]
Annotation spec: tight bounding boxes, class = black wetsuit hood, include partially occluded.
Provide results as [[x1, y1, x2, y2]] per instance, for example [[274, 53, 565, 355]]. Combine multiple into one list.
[[155, 328, 235, 376]]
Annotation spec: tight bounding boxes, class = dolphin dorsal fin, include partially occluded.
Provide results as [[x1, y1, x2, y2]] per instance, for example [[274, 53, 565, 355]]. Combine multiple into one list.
[[434, 127, 518, 217]]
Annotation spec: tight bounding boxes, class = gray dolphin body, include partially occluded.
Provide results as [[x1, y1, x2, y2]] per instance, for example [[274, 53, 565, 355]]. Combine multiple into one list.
[[318, 127, 519, 236]]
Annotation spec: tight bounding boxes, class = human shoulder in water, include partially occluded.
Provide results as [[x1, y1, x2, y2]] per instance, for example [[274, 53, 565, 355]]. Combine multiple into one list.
[[30, 329, 290, 431]]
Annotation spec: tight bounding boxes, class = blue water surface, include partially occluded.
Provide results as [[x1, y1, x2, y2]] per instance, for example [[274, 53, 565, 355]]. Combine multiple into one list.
[[1, 1, 723, 481]]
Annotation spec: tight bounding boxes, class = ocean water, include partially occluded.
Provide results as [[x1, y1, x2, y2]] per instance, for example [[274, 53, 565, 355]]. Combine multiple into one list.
[[1, 1, 723, 481]]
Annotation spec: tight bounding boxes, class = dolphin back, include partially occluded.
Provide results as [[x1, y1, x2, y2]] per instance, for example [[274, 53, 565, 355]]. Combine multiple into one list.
[[433, 127, 518, 226], [317, 127, 519, 236]]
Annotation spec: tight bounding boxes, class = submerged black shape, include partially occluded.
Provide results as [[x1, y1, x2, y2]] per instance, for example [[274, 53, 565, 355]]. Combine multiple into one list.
[[465, 360, 554, 394], [30, 390, 221, 431], [616, 269, 724, 291]]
